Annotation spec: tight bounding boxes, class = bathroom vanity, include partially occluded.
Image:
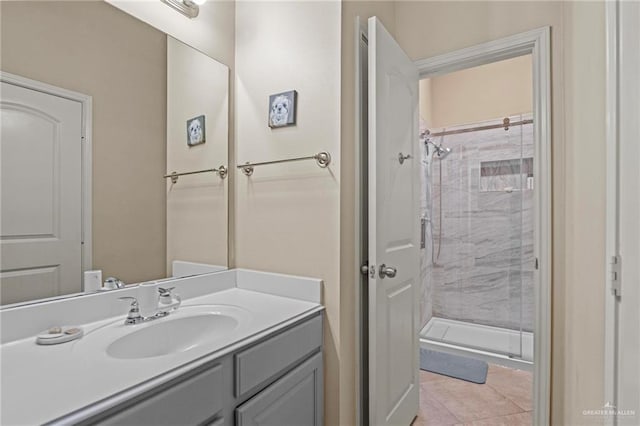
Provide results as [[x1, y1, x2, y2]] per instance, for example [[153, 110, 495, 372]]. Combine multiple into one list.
[[0, 270, 324, 426], [76, 314, 322, 426]]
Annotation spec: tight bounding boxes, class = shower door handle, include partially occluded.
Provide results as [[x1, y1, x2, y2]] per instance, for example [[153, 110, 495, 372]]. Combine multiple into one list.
[[379, 264, 397, 279]]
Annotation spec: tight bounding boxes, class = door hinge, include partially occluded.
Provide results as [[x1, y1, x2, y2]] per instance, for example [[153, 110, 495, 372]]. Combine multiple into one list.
[[610, 254, 622, 297], [534, 258, 539, 270], [360, 261, 369, 276], [420, 217, 426, 249]]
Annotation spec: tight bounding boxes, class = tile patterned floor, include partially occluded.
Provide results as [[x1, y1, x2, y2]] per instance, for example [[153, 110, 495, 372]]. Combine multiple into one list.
[[412, 364, 533, 426]]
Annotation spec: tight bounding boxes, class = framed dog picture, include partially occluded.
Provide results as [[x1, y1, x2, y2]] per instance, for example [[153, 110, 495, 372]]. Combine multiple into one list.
[[268, 90, 297, 128], [186, 115, 206, 146]]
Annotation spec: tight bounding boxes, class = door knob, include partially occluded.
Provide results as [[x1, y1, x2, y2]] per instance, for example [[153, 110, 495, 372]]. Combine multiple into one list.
[[379, 264, 397, 278]]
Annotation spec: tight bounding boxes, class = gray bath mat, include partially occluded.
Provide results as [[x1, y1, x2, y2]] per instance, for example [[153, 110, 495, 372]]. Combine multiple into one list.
[[420, 348, 488, 384]]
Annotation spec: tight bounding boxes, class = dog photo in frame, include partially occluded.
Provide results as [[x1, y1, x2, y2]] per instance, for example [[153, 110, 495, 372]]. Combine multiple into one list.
[[186, 115, 206, 146], [268, 90, 297, 128]]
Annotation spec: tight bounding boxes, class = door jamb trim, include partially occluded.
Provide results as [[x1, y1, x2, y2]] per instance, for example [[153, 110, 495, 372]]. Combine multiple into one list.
[[414, 27, 552, 426]]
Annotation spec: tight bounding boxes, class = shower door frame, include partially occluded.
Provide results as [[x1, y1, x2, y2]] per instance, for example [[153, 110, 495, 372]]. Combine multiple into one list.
[[414, 27, 552, 426]]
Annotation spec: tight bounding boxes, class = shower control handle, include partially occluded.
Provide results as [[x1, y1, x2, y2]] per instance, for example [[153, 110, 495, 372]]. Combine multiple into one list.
[[398, 152, 412, 165], [379, 264, 397, 279]]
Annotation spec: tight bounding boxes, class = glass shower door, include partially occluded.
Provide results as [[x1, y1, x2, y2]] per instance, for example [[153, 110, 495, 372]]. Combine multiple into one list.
[[501, 115, 534, 361], [423, 115, 535, 363]]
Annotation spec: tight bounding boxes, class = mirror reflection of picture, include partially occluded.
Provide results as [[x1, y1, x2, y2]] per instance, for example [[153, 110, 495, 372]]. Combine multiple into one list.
[[187, 115, 206, 146], [268, 90, 297, 128]]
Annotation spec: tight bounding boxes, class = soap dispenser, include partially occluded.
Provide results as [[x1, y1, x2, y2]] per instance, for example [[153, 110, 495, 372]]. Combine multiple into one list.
[[138, 281, 160, 318]]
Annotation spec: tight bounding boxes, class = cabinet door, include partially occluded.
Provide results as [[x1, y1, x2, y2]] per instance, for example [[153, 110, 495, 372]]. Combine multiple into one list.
[[235, 352, 322, 426]]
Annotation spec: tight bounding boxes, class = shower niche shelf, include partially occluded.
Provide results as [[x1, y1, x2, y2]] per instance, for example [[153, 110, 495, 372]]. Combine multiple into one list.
[[479, 157, 533, 192]]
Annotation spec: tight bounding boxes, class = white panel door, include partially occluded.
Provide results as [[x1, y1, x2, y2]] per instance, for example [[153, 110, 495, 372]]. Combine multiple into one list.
[[368, 17, 420, 426], [617, 1, 640, 422], [1, 81, 83, 304]]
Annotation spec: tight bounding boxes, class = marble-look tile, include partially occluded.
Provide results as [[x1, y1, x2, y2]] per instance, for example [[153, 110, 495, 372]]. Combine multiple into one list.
[[433, 267, 534, 331], [420, 135, 435, 328]]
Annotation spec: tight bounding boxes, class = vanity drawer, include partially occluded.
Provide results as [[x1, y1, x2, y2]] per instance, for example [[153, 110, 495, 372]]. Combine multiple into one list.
[[235, 314, 322, 398], [92, 363, 223, 426]]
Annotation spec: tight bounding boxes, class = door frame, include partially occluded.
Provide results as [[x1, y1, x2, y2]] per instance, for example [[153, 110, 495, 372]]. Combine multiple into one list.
[[1, 71, 93, 282], [604, 1, 618, 422], [604, 0, 640, 423], [354, 16, 369, 426], [413, 27, 552, 425]]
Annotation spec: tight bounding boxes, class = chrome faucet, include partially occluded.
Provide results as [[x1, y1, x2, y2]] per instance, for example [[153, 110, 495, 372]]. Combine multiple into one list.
[[118, 287, 181, 325], [118, 296, 144, 325]]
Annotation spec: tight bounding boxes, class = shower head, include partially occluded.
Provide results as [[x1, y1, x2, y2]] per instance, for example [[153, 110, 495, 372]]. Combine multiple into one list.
[[435, 145, 452, 159], [423, 132, 451, 160], [429, 142, 451, 160]]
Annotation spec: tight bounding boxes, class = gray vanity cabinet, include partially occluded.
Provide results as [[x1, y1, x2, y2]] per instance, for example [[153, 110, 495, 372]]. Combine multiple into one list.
[[67, 312, 323, 426]]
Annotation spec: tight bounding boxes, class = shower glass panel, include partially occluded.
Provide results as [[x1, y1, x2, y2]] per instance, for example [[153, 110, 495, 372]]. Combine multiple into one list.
[[422, 114, 534, 362]]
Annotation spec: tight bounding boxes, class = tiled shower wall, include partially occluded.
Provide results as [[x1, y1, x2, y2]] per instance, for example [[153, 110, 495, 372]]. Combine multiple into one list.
[[423, 114, 534, 332], [419, 119, 434, 329]]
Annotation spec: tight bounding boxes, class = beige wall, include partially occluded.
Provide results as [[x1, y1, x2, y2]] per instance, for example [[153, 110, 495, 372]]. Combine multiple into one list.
[[234, 2, 341, 424], [562, 2, 607, 423], [1, 1, 167, 284], [422, 55, 533, 128], [419, 78, 433, 128], [166, 37, 229, 273], [106, 0, 234, 66], [395, 2, 606, 425]]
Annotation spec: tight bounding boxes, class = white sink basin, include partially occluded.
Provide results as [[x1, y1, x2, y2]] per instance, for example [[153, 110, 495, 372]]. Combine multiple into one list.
[[107, 313, 238, 359], [74, 305, 251, 360]]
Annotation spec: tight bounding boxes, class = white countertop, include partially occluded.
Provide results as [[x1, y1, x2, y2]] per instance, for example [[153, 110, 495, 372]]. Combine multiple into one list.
[[0, 270, 323, 425]]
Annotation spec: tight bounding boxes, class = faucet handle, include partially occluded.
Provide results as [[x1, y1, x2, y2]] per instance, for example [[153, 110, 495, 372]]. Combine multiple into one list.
[[157, 287, 181, 312], [118, 296, 138, 304], [118, 296, 143, 324]]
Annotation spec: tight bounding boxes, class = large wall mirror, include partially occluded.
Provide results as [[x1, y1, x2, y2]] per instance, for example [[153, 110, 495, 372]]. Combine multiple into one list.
[[0, 1, 229, 306]]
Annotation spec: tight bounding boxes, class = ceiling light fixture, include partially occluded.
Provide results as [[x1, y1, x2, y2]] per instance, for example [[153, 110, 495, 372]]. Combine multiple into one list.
[[160, 0, 202, 19]]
